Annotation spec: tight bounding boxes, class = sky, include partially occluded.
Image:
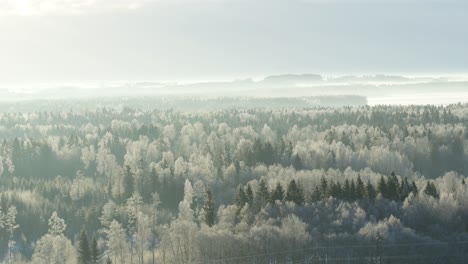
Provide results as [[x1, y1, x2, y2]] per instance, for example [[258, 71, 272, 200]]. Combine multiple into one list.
[[0, 0, 467, 83]]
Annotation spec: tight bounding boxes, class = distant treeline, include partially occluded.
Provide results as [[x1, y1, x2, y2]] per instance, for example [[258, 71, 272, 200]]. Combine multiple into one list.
[[0, 95, 367, 112]]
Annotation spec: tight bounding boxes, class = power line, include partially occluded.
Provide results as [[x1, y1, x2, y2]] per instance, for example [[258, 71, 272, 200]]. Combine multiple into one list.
[[195, 240, 468, 263], [290, 253, 466, 264]]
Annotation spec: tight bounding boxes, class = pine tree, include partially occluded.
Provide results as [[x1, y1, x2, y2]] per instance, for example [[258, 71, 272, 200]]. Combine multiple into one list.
[[271, 182, 285, 202], [203, 189, 216, 227], [90, 236, 100, 264], [77, 229, 91, 264]]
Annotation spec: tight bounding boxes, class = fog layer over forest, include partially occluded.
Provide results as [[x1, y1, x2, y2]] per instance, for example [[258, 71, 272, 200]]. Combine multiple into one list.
[[2, 74, 468, 106], [0, 96, 466, 263]]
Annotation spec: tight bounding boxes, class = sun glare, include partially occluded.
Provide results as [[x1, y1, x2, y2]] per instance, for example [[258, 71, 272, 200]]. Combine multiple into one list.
[[12, 0, 36, 15]]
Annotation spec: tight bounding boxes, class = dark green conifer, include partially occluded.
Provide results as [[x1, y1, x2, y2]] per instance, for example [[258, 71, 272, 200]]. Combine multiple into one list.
[[271, 182, 285, 202], [77, 230, 91, 264]]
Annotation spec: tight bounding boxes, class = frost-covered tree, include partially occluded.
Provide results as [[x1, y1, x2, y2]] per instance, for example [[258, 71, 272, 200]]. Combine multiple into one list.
[[105, 220, 129, 264], [32, 212, 76, 264], [5, 206, 19, 264]]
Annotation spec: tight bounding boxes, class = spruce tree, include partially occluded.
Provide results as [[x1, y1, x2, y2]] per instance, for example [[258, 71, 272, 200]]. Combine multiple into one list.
[[235, 185, 247, 209], [424, 181, 438, 198], [349, 179, 357, 201], [292, 154, 303, 171], [271, 182, 285, 202], [123, 165, 134, 201], [365, 180, 377, 200], [330, 181, 343, 199], [310, 186, 322, 203], [343, 179, 351, 201], [151, 167, 159, 193], [263, 142, 275, 166], [399, 178, 411, 201], [320, 176, 328, 198], [246, 184, 254, 205], [286, 179, 305, 206], [77, 229, 91, 264], [387, 172, 399, 200], [356, 176, 365, 200], [411, 180, 418, 195], [378, 176, 388, 198], [255, 179, 271, 209], [203, 189, 216, 227], [90, 236, 100, 264]]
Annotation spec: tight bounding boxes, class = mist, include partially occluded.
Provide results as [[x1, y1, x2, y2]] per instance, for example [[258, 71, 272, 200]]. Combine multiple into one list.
[[1, 1, 468, 264]]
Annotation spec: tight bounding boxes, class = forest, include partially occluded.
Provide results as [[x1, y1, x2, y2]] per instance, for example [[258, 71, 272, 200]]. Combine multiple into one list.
[[0, 98, 467, 263]]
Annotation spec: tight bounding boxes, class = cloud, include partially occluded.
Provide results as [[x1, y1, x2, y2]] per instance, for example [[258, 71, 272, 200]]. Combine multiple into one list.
[[0, 0, 159, 15]]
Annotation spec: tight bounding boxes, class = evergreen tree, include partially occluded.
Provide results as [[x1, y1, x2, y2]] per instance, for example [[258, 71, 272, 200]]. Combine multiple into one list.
[[310, 186, 322, 203], [246, 184, 254, 205], [356, 176, 365, 200], [77, 229, 91, 264], [235, 185, 247, 209], [410, 180, 418, 195], [255, 179, 271, 209], [365, 180, 377, 200], [286, 179, 305, 206], [90, 236, 100, 264], [320, 176, 328, 198], [378, 176, 388, 198], [263, 142, 275, 166], [150, 167, 159, 193], [292, 154, 303, 171], [424, 181, 438, 198], [349, 179, 357, 201], [123, 165, 134, 201], [343, 179, 351, 201], [329, 181, 343, 199], [387, 172, 399, 200], [399, 178, 411, 201], [271, 182, 285, 202], [203, 189, 216, 227]]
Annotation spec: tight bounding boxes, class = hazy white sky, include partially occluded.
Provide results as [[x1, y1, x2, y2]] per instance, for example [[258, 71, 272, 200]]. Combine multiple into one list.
[[0, 0, 467, 83]]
